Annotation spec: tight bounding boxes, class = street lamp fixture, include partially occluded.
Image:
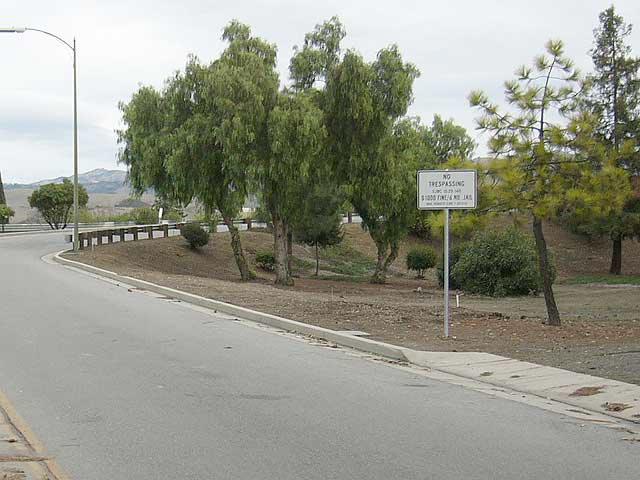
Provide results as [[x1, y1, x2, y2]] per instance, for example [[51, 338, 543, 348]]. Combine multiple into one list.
[[1, 27, 80, 251]]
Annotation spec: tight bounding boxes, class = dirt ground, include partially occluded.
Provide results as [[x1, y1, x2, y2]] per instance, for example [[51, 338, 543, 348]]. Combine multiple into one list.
[[64, 223, 640, 385]]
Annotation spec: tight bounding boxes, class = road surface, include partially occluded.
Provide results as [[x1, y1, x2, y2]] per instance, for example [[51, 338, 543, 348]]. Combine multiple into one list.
[[0, 232, 638, 479]]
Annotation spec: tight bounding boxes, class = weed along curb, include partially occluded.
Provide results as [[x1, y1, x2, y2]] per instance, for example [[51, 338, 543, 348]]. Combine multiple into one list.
[[53, 251, 640, 425]]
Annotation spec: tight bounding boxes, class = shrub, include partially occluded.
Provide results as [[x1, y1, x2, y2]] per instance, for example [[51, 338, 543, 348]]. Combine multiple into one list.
[[0, 204, 15, 232], [195, 210, 221, 233], [162, 209, 183, 223], [450, 228, 553, 296], [437, 243, 466, 289], [406, 246, 437, 278], [253, 204, 272, 225], [181, 222, 209, 249], [133, 207, 159, 225], [255, 250, 276, 271], [408, 212, 432, 239]]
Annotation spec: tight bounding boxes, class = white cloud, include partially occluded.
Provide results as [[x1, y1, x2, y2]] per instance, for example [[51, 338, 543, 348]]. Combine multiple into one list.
[[1, 0, 639, 182]]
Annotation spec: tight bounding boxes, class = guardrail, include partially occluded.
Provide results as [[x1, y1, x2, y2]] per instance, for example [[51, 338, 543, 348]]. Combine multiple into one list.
[[0, 221, 136, 233], [1, 213, 362, 235], [75, 223, 187, 250]]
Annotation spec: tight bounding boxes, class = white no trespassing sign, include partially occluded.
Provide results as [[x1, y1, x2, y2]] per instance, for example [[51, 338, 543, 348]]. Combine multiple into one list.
[[417, 169, 477, 210]]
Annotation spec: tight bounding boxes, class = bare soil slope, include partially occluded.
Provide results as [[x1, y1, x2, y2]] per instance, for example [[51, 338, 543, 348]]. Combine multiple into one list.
[[67, 222, 640, 384]]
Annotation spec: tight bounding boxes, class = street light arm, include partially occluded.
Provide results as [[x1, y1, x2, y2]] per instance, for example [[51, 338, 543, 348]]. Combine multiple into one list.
[[24, 28, 74, 51]]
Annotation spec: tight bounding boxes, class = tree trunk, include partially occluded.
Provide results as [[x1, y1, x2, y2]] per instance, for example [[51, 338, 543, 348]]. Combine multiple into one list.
[[532, 215, 561, 326], [287, 229, 293, 276], [609, 235, 622, 275], [315, 242, 319, 276], [383, 241, 399, 272], [273, 215, 293, 286], [223, 216, 255, 281], [371, 239, 389, 284]]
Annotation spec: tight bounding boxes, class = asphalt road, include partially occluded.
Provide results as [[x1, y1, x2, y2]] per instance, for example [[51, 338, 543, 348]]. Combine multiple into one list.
[[0, 232, 638, 479]]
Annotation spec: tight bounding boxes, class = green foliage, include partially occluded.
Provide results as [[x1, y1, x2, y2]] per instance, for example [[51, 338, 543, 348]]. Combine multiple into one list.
[[564, 7, 640, 275], [565, 274, 640, 285], [77, 209, 134, 223], [423, 114, 476, 164], [132, 207, 159, 225], [469, 39, 631, 324], [324, 45, 420, 283], [451, 229, 553, 297], [293, 184, 344, 275], [408, 211, 432, 239], [162, 209, 183, 223], [115, 197, 149, 208], [195, 209, 221, 233], [406, 246, 437, 278], [117, 23, 277, 281], [320, 243, 377, 276], [252, 203, 272, 225], [28, 179, 89, 230], [583, 6, 640, 172], [181, 222, 209, 249], [437, 243, 465, 289], [290, 16, 346, 90], [0, 204, 15, 231], [255, 251, 276, 271]]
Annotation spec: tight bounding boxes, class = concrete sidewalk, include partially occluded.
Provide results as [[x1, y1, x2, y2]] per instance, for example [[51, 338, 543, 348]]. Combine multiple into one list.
[[403, 351, 640, 424], [54, 252, 640, 426]]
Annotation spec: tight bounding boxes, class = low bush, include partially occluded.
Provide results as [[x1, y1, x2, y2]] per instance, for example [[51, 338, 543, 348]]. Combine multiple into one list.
[[450, 228, 552, 296], [181, 222, 209, 249], [406, 246, 437, 278], [133, 207, 159, 225], [255, 250, 276, 271], [437, 243, 466, 289]]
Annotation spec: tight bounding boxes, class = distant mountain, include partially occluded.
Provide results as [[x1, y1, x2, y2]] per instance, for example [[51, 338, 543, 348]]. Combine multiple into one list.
[[4, 169, 130, 194]]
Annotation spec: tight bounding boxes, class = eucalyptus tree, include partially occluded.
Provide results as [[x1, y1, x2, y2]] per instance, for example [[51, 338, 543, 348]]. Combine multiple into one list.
[[262, 91, 327, 285], [118, 21, 280, 281], [290, 18, 422, 283], [470, 40, 629, 326], [323, 47, 420, 283], [423, 114, 477, 164]]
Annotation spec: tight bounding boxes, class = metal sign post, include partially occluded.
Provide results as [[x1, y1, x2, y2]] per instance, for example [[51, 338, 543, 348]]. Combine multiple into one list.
[[443, 207, 450, 337], [417, 169, 477, 338]]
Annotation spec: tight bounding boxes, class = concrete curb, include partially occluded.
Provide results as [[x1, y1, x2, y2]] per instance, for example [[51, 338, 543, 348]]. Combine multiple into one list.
[[53, 251, 640, 425], [403, 351, 640, 425], [53, 252, 410, 363]]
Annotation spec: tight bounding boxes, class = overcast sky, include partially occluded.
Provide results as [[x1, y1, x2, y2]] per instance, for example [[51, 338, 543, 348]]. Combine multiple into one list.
[[2, 0, 639, 183]]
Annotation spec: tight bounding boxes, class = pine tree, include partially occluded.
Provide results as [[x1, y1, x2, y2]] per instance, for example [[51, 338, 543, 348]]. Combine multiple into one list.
[[582, 6, 640, 274], [0, 170, 6, 205], [470, 40, 629, 326]]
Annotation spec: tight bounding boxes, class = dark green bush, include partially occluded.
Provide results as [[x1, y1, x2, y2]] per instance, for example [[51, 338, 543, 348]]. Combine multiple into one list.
[[181, 222, 209, 249], [437, 243, 466, 289], [255, 250, 276, 271], [406, 246, 437, 278], [133, 207, 159, 225], [450, 228, 552, 296]]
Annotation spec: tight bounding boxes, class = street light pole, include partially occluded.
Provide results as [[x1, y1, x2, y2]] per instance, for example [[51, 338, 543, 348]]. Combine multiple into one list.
[[1, 27, 80, 251]]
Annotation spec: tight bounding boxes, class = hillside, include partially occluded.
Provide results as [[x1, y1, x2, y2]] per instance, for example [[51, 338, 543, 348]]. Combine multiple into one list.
[[4, 168, 130, 194]]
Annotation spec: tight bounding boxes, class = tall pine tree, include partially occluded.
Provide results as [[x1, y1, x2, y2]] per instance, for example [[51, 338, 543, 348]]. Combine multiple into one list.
[[583, 6, 640, 274]]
